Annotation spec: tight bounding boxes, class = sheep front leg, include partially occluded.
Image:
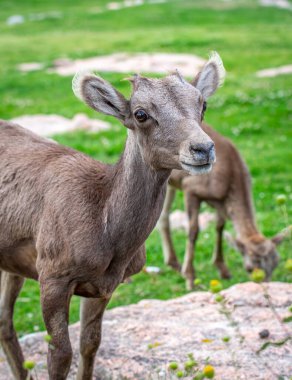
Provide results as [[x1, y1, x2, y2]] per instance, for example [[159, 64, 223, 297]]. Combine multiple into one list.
[[181, 193, 201, 290], [212, 212, 231, 279], [0, 271, 27, 380], [77, 297, 110, 380], [40, 278, 73, 380]]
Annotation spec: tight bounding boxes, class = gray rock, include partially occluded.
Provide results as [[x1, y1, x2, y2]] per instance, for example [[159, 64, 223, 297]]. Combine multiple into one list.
[[0, 282, 291, 379]]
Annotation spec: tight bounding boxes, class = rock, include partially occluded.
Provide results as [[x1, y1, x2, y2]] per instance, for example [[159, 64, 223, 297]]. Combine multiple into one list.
[[0, 282, 291, 379], [18, 62, 45, 72], [259, 329, 270, 339], [259, 0, 292, 10], [169, 210, 215, 232], [6, 15, 25, 26], [256, 65, 292, 78], [107, 2, 125, 10], [89, 0, 166, 14]]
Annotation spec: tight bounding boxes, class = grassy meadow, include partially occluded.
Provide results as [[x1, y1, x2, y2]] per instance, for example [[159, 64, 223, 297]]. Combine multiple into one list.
[[0, 0, 291, 335]]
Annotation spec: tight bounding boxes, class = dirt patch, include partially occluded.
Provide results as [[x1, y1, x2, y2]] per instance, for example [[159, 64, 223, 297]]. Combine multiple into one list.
[[259, 0, 292, 10], [48, 52, 205, 77], [11, 114, 111, 137], [106, 0, 166, 11], [89, 0, 167, 14], [256, 64, 292, 77]]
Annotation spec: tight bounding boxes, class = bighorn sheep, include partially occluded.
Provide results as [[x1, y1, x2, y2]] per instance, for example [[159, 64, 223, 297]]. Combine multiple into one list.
[[0, 53, 224, 379], [159, 124, 287, 290]]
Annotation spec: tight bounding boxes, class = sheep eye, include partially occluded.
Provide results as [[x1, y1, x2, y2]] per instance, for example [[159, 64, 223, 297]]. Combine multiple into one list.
[[201, 101, 207, 121], [134, 109, 148, 122], [203, 101, 207, 113]]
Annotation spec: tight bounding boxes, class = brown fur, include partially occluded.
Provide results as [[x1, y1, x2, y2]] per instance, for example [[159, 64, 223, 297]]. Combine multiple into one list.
[[159, 124, 284, 290], [0, 54, 224, 379]]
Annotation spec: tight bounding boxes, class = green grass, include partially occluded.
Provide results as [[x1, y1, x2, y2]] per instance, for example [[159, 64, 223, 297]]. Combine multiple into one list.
[[0, 0, 291, 335]]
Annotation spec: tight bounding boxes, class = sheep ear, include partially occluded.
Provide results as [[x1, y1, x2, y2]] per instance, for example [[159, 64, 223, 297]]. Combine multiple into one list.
[[72, 72, 129, 121], [192, 52, 226, 99], [271, 226, 292, 245]]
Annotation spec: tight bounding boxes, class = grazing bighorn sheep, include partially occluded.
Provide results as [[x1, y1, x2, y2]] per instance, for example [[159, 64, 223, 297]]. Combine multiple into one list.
[[159, 124, 287, 290], [0, 53, 224, 379]]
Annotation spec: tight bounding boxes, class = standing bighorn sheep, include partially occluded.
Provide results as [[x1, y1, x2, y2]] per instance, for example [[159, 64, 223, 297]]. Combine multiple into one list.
[[159, 123, 286, 290], [0, 53, 224, 379]]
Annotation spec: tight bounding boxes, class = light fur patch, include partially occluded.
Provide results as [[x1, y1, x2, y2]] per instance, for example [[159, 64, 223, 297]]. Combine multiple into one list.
[[249, 234, 265, 244], [72, 71, 92, 101], [208, 51, 226, 86]]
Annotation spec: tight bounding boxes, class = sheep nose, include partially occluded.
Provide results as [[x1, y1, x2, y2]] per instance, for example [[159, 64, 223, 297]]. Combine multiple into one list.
[[189, 142, 215, 164]]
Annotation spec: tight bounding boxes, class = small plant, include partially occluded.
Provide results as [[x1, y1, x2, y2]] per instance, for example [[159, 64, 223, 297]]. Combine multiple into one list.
[[169, 362, 179, 371], [193, 372, 205, 380], [184, 359, 197, 371], [194, 279, 202, 286], [167, 353, 215, 379], [209, 280, 223, 294], [201, 338, 213, 344], [284, 259, 292, 272], [276, 194, 291, 251], [276, 194, 287, 206], [214, 294, 224, 303], [23, 360, 35, 371], [44, 334, 52, 343], [148, 341, 161, 349], [203, 365, 215, 379], [23, 359, 38, 380], [250, 268, 266, 283]]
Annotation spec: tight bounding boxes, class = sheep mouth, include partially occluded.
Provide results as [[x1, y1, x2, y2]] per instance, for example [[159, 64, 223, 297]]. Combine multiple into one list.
[[180, 161, 212, 175]]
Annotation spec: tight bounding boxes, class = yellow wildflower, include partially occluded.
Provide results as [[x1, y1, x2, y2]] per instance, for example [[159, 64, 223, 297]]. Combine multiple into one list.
[[203, 364, 215, 378]]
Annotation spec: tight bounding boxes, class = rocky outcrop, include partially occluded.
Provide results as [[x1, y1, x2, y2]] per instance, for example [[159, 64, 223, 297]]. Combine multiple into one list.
[[0, 282, 291, 379]]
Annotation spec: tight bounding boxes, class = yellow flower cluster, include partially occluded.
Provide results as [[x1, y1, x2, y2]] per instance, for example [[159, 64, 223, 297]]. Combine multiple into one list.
[[209, 280, 223, 293], [203, 364, 215, 378]]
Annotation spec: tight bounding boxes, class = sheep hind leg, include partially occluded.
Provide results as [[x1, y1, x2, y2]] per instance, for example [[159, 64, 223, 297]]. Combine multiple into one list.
[[77, 297, 110, 380], [212, 212, 231, 279], [40, 277, 74, 380], [181, 193, 201, 291], [0, 270, 28, 380]]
